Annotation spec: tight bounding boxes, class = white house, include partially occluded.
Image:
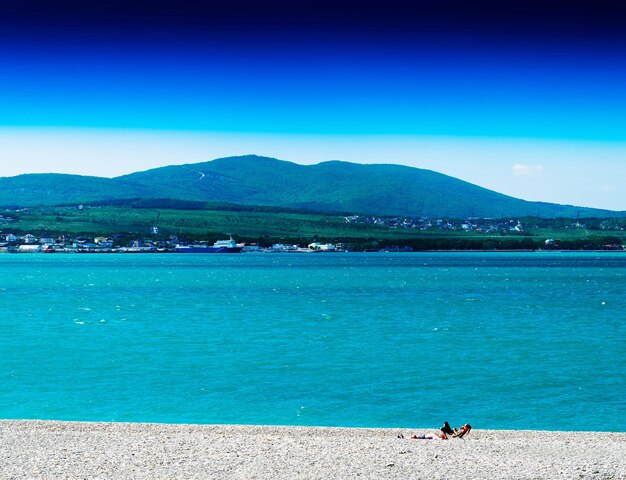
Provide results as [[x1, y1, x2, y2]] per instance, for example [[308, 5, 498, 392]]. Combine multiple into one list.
[[18, 244, 41, 253]]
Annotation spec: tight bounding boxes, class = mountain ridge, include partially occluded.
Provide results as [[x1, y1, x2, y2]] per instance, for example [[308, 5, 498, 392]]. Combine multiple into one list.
[[0, 155, 623, 218]]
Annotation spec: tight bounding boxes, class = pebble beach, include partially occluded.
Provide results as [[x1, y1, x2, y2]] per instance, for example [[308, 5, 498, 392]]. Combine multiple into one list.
[[0, 421, 624, 479]]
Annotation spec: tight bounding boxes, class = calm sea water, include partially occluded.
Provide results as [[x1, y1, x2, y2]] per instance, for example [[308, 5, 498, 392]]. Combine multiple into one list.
[[0, 252, 624, 431]]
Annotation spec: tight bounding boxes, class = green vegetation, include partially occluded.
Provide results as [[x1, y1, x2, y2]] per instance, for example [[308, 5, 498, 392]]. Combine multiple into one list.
[[5, 204, 625, 251], [6, 205, 395, 242]]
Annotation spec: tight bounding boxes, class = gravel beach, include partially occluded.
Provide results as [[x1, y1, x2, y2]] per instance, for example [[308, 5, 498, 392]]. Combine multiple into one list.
[[0, 421, 624, 479]]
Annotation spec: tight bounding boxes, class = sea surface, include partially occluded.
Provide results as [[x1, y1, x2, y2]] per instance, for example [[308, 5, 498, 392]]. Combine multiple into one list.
[[0, 252, 624, 432]]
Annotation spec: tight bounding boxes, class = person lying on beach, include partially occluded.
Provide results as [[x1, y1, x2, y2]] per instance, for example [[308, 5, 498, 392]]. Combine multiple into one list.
[[397, 421, 468, 440], [410, 431, 448, 440], [452, 424, 472, 438]]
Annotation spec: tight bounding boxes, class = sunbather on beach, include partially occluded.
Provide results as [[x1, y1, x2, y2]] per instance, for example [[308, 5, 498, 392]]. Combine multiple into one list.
[[399, 421, 470, 440], [410, 431, 448, 440], [452, 424, 472, 438]]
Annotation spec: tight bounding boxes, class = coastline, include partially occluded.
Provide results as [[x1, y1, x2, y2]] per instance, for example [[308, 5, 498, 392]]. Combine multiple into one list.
[[1, 421, 624, 479]]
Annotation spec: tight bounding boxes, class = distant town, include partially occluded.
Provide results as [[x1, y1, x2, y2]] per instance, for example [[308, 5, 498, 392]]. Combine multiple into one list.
[[0, 231, 342, 254], [344, 214, 626, 234]]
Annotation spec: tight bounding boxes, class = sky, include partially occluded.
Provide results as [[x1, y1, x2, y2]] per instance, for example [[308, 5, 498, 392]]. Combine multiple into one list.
[[1, 0, 625, 211]]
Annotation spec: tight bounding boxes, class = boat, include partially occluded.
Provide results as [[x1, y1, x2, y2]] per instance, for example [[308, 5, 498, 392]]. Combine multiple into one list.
[[42, 244, 68, 253], [263, 243, 312, 253], [174, 238, 243, 253]]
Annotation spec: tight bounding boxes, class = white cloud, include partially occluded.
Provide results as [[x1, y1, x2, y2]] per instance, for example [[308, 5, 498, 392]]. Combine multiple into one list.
[[600, 185, 618, 192], [512, 163, 545, 176]]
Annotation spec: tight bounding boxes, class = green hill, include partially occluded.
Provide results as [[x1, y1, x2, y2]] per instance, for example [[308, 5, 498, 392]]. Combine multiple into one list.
[[0, 155, 623, 218], [117, 155, 623, 218], [0, 173, 148, 207]]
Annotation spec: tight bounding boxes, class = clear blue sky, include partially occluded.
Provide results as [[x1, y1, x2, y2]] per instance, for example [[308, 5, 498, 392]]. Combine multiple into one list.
[[1, 1, 625, 211]]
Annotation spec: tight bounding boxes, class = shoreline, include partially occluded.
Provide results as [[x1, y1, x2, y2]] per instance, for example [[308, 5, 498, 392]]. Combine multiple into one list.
[[1, 421, 624, 479]]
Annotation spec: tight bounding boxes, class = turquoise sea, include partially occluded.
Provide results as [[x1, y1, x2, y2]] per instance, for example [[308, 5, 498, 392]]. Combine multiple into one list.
[[0, 252, 624, 431]]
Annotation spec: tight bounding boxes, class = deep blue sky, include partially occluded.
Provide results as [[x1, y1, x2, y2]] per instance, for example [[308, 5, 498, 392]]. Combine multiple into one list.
[[3, 0, 626, 138], [1, 1, 625, 209]]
